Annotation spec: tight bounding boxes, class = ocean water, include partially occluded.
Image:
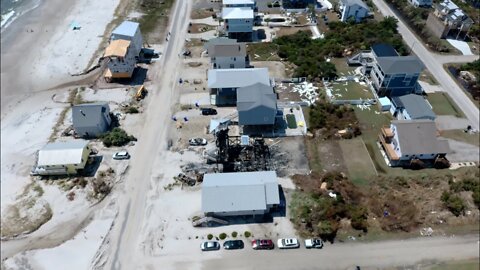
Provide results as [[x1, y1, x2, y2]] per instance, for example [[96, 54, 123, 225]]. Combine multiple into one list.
[[1, 0, 41, 29]]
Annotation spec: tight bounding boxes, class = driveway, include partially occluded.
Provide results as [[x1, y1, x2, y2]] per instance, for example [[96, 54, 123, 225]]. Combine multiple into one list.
[[371, 0, 480, 130], [435, 115, 471, 130]]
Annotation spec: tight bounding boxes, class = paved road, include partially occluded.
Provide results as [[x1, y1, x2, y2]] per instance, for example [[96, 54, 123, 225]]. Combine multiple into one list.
[[197, 235, 479, 270], [372, 0, 479, 130], [103, 0, 192, 269]]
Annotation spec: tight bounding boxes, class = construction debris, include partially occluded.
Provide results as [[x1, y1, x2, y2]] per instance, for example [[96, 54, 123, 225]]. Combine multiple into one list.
[[291, 81, 319, 105]]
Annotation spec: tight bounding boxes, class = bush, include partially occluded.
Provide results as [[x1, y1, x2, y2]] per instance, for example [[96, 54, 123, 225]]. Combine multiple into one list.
[[349, 206, 368, 232], [207, 234, 213, 240], [99, 127, 137, 147], [441, 192, 466, 216], [126, 106, 139, 114], [219, 233, 227, 240], [231, 231, 238, 238], [244, 231, 251, 238]]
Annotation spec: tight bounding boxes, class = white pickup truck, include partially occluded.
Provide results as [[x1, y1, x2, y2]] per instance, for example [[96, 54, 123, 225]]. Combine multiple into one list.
[[304, 238, 323, 249]]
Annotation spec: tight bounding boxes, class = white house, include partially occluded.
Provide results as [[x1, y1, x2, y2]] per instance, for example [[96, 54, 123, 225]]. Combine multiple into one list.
[[202, 171, 280, 216], [222, 7, 254, 40], [339, 0, 370, 23], [223, 0, 256, 8], [379, 120, 450, 167], [111, 21, 143, 57], [408, 0, 432, 7], [205, 37, 250, 69], [104, 39, 137, 81], [33, 140, 91, 176]]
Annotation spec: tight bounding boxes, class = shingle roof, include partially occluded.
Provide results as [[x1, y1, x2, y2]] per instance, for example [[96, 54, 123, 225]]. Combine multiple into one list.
[[222, 7, 254, 19], [112, 21, 139, 37], [393, 120, 450, 155], [208, 43, 246, 58], [105, 40, 131, 57], [72, 102, 110, 129], [376, 56, 424, 74], [372, 44, 399, 57], [202, 171, 280, 214], [392, 94, 436, 120], [208, 68, 270, 89], [38, 140, 89, 166], [237, 83, 277, 125], [341, 0, 370, 10]]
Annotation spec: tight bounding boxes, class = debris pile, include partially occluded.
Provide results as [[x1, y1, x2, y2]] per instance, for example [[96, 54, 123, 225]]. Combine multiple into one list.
[[291, 82, 319, 105]]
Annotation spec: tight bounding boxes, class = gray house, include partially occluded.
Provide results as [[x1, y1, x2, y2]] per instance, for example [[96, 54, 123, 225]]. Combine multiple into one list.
[[111, 21, 143, 57], [208, 68, 271, 105], [390, 94, 436, 121], [237, 83, 277, 126], [409, 0, 432, 7], [202, 171, 280, 217], [339, 0, 370, 23], [205, 38, 250, 69], [72, 103, 112, 138], [369, 44, 424, 97]]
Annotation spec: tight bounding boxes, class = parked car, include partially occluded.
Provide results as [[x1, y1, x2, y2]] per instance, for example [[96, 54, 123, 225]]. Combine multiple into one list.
[[304, 238, 323, 249], [201, 108, 217, 115], [189, 138, 207, 146], [201, 241, 220, 251], [277, 238, 300, 249], [251, 239, 274, 250], [223, 240, 244, 250], [112, 151, 130, 160]]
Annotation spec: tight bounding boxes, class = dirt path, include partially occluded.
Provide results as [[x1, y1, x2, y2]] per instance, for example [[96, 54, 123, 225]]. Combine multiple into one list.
[[102, 0, 192, 269]]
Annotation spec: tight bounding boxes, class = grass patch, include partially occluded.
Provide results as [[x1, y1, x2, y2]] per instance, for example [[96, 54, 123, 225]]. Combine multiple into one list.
[[305, 138, 323, 172], [428, 259, 480, 270], [247, 43, 280, 61], [439, 129, 480, 147], [339, 137, 377, 184], [136, 0, 175, 43], [329, 81, 373, 100], [191, 9, 214, 20], [426, 92, 464, 117], [286, 114, 298, 129]]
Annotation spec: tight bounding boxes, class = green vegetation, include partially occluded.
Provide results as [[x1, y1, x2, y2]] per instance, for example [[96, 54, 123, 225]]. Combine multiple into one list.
[[126, 106, 139, 114], [136, 0, 174, 42], [244, 231, 252, 237], [286, 114, 298, 129], [329, 81, 374, 100], [426, 92, 464, 117], [246, 43, 280, 61], [429, 259, 480, 270], [440, 129, 480, 147], [207, 233, 213, 240], [308, 101, 360, 138], [231, 231, 238, 238], [99, 127, 137, 147], [219, 233, 227, 240], [339, 138, 377, 185], [274, 17, 407, 80], [441, 191, 466, 216], [449, 177, 480, 208], [460, 59, 480, 102]]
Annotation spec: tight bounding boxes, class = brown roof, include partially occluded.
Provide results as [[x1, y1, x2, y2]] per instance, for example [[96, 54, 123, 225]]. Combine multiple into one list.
[[105, 40, 131, 57]]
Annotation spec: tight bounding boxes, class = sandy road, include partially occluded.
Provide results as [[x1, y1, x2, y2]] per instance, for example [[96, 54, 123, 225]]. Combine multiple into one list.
[[371, 0, 479, 130], [104, 0, 192, 269]]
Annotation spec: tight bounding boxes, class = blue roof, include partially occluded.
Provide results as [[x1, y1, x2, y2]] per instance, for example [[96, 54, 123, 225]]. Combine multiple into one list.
[[379, 97, 391, 106], [112, 21, 139, 37], [372, 44, 398, 57]]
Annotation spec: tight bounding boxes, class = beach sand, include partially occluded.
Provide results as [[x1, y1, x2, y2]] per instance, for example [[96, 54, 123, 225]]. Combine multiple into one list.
[[0, 0, 120, 117]]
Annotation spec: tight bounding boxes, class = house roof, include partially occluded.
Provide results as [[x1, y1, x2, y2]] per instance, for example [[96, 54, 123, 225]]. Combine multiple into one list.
[[112, 21, 139, 37], [38, 140, 89, 166], [379, 97, 392, 106], [202, 171, 280, 214], [341, 0, 370, 10], [105, 39, 131, 57], [237, 83, 277, 125], [372, 44, 399, 57], [72, 102, 110, 129], [223, 0, 255, 5], [222, 7, 254, 19], [392, 120, 450, 155], [208, 68, 270, 89], [208, 43, 247, 58], [376, 56, 424, 74], [391, 94, 435, 119]]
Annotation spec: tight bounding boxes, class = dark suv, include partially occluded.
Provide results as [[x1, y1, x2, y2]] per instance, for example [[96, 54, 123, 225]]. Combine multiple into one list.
[[223, 240, 244, 250], [251, 239, 274, 250], [201, 108, 217, 115]]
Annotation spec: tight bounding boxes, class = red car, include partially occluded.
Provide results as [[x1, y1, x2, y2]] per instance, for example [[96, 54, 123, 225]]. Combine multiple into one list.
[[251, 239, 274, 250]]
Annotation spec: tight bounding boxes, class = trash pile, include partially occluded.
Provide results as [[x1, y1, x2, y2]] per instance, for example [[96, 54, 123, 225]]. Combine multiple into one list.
[[291, 81, 319, 105]]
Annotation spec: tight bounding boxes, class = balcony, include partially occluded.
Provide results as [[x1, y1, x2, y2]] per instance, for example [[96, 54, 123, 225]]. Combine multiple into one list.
[[378, 134, 399, 161], [381, 126, 394, 142]]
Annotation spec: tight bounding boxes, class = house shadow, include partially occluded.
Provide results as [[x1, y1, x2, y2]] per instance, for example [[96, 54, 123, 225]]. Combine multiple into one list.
[[252, 29, 267, 42], [81, 155, 103, 177], [109, 67, 148, 86]]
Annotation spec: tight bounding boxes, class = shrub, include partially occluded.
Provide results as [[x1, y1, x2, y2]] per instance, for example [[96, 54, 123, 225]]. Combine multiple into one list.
[[207, 234, 213, 240], [99, 127, 137, 147], [219, 233, 227, 240], [126, 106, 139, 114], [441, 192, 466, 216], [231, 231, 238, 238], [349, 206, 368, 232], [244, 231, 251, 238]]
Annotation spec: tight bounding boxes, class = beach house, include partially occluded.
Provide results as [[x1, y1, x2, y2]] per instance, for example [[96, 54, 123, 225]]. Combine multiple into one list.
[[72, 103, 112, 138], [426, 0, 473, 40], [202, 171, 280, 217], [33, 140, 91, 176], [223, 0, 256, 8], [390, 94, 436, 121], [408, 0, 432, 7], [339, 0, 370, 23], [205, 38, 250, 69], [111, 21, 143, 56], [222, 7, 254, 41], [104, 39, 137, 82], [237, 83, 278, 126]]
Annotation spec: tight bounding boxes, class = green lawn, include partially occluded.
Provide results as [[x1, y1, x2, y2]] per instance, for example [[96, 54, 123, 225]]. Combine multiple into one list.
[[247, 43, 280, 61], [428, 259, 480, 270], [339, 137, 377, 186], [426, 92, 464, 117], [329, 81, 373, 100], [330, 58, 357, 75], [440, 129, 480, 147]]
